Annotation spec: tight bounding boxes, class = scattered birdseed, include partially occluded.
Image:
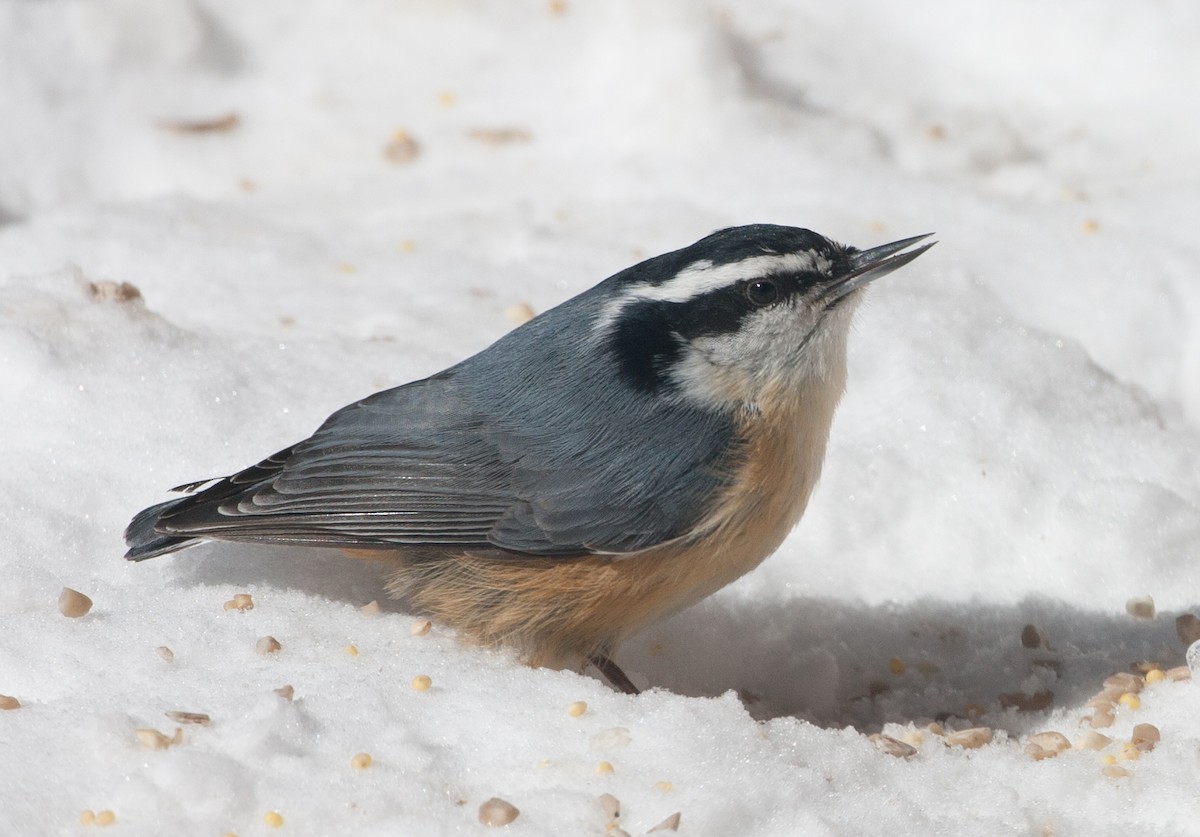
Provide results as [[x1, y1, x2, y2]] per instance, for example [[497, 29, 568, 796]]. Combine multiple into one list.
[[135, 727, 182, 750], [467, 127, 533, 146], [869, 734, 917, 759], [1165, 665, 1191, 681], [590, 727, 632, 750], [155, 646, 174, 662], [567, 701, 588, 717], [478, 797, 519, 827], [1025, 732, 1071, 760], [165, 710, 210, 726], [1088, 706, 1115, 729], [224, 594, 254, 612], [1131, 723, 1160, 752], [653, 781, 673, 793], [1175, 614, 1200, 646], [1081, 219, 1100, 233], [59, 587, 93, 618], [80, 810, 96, 825], [1104, 672, 1143, 694], [411, 674, 432, 691], [648, 812, 682, 832], [1117, 743, 1140, 762], [1118, 693, 1140, 711], [1125, 596, 1155, 619], [383, 129, 420, 164], [0, 695, 19, 710], [1101, 765, 1130, 779], [95, 810, 115, 826], [1144, 668, 1165, 684], [343, 644, 359, 657], [360, 600, 381, 616], [1074, 732, 1112, 751], [944, 727, 993, 749], [599, 792, 620, 820], [263, 811, 283, 828], [256, 636, 282, 655], [88, 279, 142, 303], [1020, 624, 1045, 649], [888, 657, 906, 675], [595, 761, 614, 775], [351, 752, 373, 770], [274, 685, 295, 700], [410, 619, 432, 637], [158, 113, 239, 133]]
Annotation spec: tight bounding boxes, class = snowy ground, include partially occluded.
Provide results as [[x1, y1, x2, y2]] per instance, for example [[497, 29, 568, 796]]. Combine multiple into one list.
[[3, 1, 1200, 834]]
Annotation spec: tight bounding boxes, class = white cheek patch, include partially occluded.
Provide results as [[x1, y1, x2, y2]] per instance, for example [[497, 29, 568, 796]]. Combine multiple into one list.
[[593, 250, 832, 338]]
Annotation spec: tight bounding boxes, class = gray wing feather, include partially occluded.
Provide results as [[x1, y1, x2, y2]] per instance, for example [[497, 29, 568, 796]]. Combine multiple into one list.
[[149, 292, 739, 557]]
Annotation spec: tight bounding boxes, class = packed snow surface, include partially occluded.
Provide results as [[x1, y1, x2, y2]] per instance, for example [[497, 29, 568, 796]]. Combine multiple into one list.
[[2, 1, 1199, 834]]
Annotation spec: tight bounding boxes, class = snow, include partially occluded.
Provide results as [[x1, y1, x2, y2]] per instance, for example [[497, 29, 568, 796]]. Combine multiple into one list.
[[2, 0, 1200, 834]]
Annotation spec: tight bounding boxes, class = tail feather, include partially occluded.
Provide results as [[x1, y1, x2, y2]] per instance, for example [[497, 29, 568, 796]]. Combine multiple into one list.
[[124, 498, 201, 561]]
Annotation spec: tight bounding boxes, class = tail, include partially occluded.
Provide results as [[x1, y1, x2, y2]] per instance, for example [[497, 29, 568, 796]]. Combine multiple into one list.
[[124, 498, 201, 561]]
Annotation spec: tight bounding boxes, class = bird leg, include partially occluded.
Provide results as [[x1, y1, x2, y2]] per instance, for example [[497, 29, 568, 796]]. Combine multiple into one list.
[[588, 652, 640, 695]]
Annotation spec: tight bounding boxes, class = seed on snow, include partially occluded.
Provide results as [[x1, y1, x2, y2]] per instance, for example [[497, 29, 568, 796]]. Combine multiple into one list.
[[1102, 765, 1131, 779], [263, 811, 283, 828], [869, 734, 917, 758], [343, 644, 359, 657], [1144, 668, 1165, 684], [1118, 743, 1140, 761], [360, 600, 381, 616], [59, 587, 93, 618], [135, 727, 182, 749], [1025, 731, 1070, 760], [165, 710, 210, 726], [351, 752, 373, 770], [274, 684, 295, 700], [1131, 723, 1160, 752], [648, 812, 682, 832], [567, 700, 588, 717], [0, 695, 20, 711], [1103, 672, 1143, 694], [1165, 665, 1191, 681], [256, 636, 282, 655], [224, 593, 254, 612], [1074, 731, 1112, 751], [599, 792, 620, 820], [155, 646, 174, 662], [1088, 706, 1115, 729], [411, 674, 432, 691], [410, 619, 432, 636], [1125, 596, 1155, 619], [944, 727, 992, 749], [478, 797, 519, 827], [1118, 693, 1140, 711], [595, 761, 614, 775]]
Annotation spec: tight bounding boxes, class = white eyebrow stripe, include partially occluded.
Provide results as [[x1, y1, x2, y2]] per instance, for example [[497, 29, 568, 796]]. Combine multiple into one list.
[[633, 251, 828, 303], [592, 250, 831, 339]]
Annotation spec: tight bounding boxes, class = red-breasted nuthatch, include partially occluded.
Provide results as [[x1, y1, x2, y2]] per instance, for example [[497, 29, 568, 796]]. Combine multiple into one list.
[[126, 224, 934, 693]]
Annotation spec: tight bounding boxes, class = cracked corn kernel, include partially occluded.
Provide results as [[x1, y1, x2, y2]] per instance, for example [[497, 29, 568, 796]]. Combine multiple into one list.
[[1118, 743, 1140, 761], [351, 752, 372, 770], [944, 727, 992, 749], [95, 811, 115, 827], [1144, 669, 1165, 684], [595, 761, 614, 775], [263, 811, 283, 828], [411, 674, 432, 691], [256, 636, 282, 655], [80, 811, 96, 825], [1131, 723, 1160, 752], [0, 695, 19, 710], [567, 701, 588, 717], [1102, 765, 1130, 779], [1118, 693, 1140, 710], [343, 644, 359, 657]]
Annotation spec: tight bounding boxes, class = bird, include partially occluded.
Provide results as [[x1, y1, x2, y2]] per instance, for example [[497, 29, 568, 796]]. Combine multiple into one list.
[[125, 224, 934, 694]]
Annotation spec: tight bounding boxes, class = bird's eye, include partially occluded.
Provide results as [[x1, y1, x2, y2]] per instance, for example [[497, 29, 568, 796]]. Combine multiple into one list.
[[745, 279, 780, 306]]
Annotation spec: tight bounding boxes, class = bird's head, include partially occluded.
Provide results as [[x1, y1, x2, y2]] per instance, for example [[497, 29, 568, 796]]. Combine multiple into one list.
[[593, 224, 935, 410]]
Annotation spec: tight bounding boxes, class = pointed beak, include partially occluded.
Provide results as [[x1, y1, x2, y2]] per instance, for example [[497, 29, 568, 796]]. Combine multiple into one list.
[[828, 233, 936, 300]]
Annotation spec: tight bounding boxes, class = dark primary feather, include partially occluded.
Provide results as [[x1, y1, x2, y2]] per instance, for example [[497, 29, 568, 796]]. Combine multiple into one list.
[[125, 248, 745, 560]]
